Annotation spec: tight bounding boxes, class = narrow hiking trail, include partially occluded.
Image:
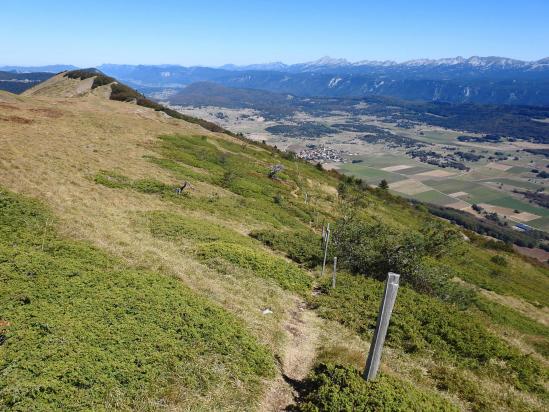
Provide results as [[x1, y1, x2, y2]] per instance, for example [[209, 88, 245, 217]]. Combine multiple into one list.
[[260, 299, 322, 412]]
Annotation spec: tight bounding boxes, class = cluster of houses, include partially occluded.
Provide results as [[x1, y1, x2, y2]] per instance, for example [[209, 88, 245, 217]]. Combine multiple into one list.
[[297, 144, 344, 163]]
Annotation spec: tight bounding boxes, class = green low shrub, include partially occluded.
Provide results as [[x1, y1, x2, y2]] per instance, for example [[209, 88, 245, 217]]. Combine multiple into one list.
[[131, 178, 172, 194], [144, 210, 253, 246], [0, 190, 274, 410], [490, 255, 507, 266], [93, 170, 131, 189], [474, 298, 548, 339], [429, 366, 496, 411], [196, 241, 312, 294], [290, 363, 458, 411], [446, 246, 549, 307], [94, 171, 174, 196], [250, 229, 323, 268], [309, 273, 546, 394]]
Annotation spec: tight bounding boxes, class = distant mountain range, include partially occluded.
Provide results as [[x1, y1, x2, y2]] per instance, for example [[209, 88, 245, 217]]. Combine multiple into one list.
[[0, 65, 78, 73], [2, 56, 549, 105], [219, 56, 549, 76], [97, 56, 549, 106]]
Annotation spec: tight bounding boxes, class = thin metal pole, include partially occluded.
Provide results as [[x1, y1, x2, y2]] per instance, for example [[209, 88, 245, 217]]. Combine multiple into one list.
[[364, 272, 400, 380], [321, 223, 330, 276], [332, 257, 337, 288]]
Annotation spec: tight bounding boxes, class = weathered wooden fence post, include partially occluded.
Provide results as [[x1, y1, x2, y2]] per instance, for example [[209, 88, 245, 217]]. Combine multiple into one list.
[[332, 257, 337, 288], [321, 223, 330, 276], [364, 272, 400, 380]]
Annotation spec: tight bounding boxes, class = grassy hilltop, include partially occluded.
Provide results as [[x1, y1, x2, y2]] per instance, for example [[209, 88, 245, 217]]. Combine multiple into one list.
[[0, 71, 547, 411]]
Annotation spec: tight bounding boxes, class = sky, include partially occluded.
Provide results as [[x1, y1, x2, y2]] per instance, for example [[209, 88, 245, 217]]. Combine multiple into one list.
[[2, 0, 548, 67]]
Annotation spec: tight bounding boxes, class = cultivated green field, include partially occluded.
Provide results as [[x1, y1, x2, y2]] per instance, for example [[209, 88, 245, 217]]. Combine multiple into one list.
[[398, 165, 437, 175], [336, 163, 407, 183], [424, 179, 480, 194], [334, 135, 548, 232], [482, 178, 544, 191], [531, 216, 549, 231], [408, 190, 457, 206]]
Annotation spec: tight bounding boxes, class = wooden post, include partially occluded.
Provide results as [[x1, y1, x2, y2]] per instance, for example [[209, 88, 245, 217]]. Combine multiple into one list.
[[321, 223, 330, 276], [332, 257, 337, 288], [364, 272, 400, 380]]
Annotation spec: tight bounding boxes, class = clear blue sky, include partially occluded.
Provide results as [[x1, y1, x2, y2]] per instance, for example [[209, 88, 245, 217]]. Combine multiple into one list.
[[2, 0, 548, 66]]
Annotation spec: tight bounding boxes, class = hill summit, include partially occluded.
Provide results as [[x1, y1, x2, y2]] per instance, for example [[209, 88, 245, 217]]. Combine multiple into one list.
[[21, 68, 232, 135], [22, 68, 111, 98]]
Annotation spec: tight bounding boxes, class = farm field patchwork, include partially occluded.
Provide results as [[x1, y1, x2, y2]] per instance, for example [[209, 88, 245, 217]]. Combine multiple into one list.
[[479, 178, 543, 191], [449, 191, 469, 198], [381, 164, 413, 172], [340, 158, 548, 230], [424, 179, 480, 194], [486, 162, 513, 171], [412, 129, 463, 144], [445, 199, 470, 209], [465, 186, 512, 204], [346, 153, 416, 168], [398, 165, 437, 175], [488, 196, 549, 217], [397, 189, 458, 206], [478, 204, 541, 221], [414, 169, 457, 179], [389, 179, 431, 195], [508, 165, 534, 174], [336, 163, 407, 183]]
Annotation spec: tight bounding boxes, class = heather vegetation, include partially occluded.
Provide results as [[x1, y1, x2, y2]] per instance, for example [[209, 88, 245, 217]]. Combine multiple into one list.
[[309, 274, 545, 395], [0, 190, 274, 411], [290, 363, 458, 412]]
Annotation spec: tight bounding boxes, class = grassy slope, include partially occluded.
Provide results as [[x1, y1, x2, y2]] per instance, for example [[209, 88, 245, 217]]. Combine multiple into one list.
[[105, 132, 548, 410], [0, 190, 273, 411], [0, 89, 547, 410]]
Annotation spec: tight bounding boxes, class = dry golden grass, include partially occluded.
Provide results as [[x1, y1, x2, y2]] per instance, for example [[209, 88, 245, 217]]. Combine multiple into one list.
[[390, 178, 432, 195]]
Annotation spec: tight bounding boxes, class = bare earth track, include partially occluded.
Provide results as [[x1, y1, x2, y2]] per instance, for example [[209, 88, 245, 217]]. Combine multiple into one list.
[[260, 299, 321, 412]]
